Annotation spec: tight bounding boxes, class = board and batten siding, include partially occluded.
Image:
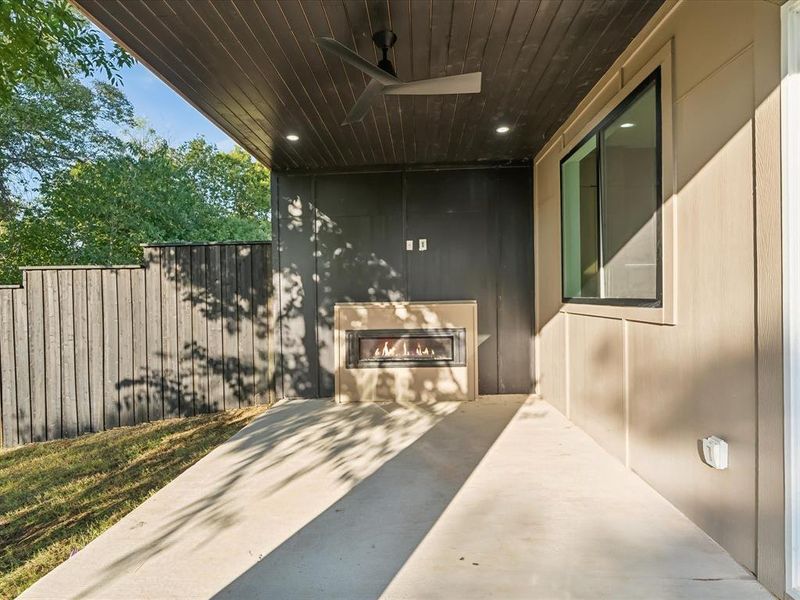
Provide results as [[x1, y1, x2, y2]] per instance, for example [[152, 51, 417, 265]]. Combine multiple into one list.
[[272, 167, 534, 400], [0, 242, 274, 448], [533, 1, 783, 595]]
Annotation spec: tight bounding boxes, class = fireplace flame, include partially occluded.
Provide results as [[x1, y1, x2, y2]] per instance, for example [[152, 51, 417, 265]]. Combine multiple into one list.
[[372, 340, 437, 358]]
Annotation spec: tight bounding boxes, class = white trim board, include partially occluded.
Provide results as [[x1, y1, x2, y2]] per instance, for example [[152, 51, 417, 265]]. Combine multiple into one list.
[[783, 2, 800, 598]]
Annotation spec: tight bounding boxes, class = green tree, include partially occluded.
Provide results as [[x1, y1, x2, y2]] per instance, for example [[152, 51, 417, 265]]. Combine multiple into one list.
[[0, 77, 135, 216], [0, 1, 269, 285], [0, 0, 133, 100], [0, 136, 270, 283]]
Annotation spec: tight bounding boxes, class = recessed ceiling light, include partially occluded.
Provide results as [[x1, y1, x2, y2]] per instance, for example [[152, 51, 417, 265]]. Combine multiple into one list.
[[286, 134, 300, 141], [495, 125, 510, 134], [620, 122, 635, 129]]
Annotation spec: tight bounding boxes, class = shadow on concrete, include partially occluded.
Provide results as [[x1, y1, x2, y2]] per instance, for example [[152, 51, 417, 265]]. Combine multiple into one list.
[[51, 396, 523, 600], [211, 397, 522, 599]]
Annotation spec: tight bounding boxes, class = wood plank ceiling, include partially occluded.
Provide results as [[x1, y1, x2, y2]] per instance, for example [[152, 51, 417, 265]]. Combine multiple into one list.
[[74, 0, 663, 171]]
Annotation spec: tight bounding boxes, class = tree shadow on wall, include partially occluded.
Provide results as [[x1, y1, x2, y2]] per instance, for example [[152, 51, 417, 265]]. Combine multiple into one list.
[[276, 192, 407, 399]]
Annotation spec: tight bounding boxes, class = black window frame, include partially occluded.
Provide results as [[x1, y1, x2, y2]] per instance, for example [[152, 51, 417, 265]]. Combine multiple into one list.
[[559, 67, 663, 308]]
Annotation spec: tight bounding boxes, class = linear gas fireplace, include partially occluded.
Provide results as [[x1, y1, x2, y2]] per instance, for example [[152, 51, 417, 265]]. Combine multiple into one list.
[[345, 328, 467, 369], [334, 301, 478, 403]]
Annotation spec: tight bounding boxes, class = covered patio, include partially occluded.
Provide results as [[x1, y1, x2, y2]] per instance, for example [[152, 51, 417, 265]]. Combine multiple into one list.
[[69, 0, 788, 598], [20, 395, 772, 599]]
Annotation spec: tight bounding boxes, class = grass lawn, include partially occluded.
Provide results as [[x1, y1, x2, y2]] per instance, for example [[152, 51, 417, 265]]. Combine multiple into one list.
[[0, 406, 267, 599]]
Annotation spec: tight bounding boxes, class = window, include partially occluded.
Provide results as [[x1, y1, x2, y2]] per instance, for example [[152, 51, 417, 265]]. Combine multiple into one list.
[[561, 69, 661, 306]]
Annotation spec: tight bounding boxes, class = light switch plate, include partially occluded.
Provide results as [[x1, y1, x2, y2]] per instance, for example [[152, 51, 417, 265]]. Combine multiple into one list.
[[406, 240, 414, 251], [419, 238, 427, 251]]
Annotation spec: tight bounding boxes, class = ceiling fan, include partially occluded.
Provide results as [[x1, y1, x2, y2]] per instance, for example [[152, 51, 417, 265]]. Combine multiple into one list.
[[315, 30, 482, 125]]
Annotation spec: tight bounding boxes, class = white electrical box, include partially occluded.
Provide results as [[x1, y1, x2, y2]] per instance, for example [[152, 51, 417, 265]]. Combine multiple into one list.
[[406, 240, 414, 251], [701, 436, 729, 470], [419, 238, 427, 251]]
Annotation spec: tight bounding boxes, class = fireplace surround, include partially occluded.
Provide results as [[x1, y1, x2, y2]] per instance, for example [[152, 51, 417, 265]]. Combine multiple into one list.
[[334, 301, 478, 403]]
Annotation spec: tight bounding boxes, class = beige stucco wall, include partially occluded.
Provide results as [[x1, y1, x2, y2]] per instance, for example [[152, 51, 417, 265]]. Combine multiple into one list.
[[533, 0, 783, 594]]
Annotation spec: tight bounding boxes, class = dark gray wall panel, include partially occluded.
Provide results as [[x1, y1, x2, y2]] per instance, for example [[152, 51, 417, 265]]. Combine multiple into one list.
[[316, 173, 406, 396], [494, 170, 535, 393], [405, 170, 499, 394], [275, 176, 319, 398], [273, 166, 533, 399]]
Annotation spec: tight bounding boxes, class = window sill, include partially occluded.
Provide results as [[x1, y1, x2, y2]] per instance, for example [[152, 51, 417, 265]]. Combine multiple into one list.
[[560, 301, 676, 325]]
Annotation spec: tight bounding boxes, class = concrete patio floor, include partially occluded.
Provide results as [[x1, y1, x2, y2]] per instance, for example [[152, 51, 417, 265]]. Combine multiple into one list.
[[20, 395, 773, 600]]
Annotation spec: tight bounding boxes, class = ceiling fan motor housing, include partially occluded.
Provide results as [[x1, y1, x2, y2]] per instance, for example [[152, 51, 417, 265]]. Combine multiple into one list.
[[372, 30, 397, 50], [373, 30, 398, 77]]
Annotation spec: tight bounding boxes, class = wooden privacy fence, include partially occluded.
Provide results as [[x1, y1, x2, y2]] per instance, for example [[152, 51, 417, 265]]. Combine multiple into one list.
[[0, 242, 274, 448]]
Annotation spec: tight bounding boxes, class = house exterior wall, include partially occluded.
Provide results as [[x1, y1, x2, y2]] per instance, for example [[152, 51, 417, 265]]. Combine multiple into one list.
[[272, 166, 533, 400], [532, 0, 783, 594]]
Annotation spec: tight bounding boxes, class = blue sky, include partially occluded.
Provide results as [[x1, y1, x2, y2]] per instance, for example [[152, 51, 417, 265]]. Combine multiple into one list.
[[100, 31, 238, 152]]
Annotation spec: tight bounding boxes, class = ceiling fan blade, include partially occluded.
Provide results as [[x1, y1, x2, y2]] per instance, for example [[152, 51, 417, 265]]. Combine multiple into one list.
[[384, 72, 482, 96], [315, 37, 399, 86], [343, 80, 385, 125]]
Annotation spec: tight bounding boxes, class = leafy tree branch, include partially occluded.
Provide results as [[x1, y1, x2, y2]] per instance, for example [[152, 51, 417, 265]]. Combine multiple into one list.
[[0, 0, 133, 100]]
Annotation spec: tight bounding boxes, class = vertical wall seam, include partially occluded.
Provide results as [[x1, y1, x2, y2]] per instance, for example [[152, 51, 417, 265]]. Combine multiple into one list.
[[750, 96, 761, 575], [533, 168, 542, 397], [313, 175, 322, 398], [529, 167, 536, 395], [401, 170, 409, 298], [495, 175, 502, 395], [623, 318, 631, 469], [274, 178, 284, 400], [565, 312, 571, 419]]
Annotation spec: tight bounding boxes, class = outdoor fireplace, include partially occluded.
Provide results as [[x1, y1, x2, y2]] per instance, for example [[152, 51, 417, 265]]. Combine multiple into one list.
[[345, 328, 467, 369], [334, 301, 478, 403]]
